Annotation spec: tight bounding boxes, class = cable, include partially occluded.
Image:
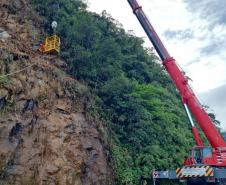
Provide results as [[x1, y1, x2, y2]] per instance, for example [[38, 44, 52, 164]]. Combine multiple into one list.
[[0, 63, 36, 78]]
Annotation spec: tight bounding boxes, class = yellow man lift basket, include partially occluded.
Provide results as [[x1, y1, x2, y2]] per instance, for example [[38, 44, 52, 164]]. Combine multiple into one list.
[[39, 35, 60, 53]]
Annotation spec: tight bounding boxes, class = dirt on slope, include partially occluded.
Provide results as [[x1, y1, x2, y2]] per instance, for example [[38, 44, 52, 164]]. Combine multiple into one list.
[[0, 1, 113, 185]]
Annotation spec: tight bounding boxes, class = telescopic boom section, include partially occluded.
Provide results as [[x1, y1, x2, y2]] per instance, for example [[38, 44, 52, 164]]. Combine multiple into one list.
[[127, 0, 226, 148]]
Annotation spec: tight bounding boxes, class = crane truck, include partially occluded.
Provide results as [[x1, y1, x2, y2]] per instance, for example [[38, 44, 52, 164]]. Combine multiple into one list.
[[127, 0, 226, 184]]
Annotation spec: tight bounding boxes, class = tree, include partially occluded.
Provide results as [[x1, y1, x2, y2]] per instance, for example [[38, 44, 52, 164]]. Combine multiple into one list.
[[32, 1, 198, 184]]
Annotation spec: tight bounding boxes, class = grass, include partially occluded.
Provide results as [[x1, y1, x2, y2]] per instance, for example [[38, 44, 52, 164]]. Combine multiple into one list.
[[0, 76, 11, 87]]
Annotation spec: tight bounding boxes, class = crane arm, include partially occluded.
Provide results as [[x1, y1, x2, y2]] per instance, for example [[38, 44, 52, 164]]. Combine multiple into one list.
[[127, 0, 226, 148]]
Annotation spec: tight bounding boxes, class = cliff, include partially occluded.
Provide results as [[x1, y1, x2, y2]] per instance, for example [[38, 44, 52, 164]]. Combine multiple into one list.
[[0, 1, 112, 184]]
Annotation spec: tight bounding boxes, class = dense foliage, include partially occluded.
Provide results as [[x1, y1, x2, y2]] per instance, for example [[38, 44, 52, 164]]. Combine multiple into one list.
[[32, 0, 196, 184]]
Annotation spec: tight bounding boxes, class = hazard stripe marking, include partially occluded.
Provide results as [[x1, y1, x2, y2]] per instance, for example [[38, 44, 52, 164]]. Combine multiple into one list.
[[206, 168, 214, 177], [176, 168, 181, 173], [176, 166, 214, 178]]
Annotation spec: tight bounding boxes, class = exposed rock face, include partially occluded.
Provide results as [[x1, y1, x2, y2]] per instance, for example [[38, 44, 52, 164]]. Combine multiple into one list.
[[0, 0, 113, 184]]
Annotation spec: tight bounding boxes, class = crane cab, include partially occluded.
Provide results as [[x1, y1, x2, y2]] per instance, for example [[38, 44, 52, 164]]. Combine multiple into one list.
[[192, 147, 212, 165], [184, 146, 226, 167], [184, 146, 213, 166], [39, 34, 60, 54]]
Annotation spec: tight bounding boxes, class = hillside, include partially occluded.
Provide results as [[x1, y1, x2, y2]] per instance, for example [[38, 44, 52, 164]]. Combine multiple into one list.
[[0, 0, 196, 185], [0, 1, 112, 184]]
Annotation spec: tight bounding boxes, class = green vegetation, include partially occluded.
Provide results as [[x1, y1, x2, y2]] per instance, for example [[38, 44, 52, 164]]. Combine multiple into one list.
[[0, 76, 11, 87], [32, 0, 195, 184]]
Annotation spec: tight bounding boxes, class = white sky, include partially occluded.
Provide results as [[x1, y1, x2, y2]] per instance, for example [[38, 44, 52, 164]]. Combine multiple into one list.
[[87, 0, 226, 130]]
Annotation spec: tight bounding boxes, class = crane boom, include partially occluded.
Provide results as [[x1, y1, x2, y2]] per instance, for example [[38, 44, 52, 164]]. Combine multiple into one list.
[[127, 0, 226, 148]]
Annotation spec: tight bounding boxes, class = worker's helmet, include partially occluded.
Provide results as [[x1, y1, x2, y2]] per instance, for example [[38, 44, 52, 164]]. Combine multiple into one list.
[[51, 21, 58, 30]]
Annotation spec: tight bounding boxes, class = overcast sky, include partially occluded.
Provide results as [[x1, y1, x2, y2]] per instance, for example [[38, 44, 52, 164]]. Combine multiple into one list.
[[88, 0, 226, 130]]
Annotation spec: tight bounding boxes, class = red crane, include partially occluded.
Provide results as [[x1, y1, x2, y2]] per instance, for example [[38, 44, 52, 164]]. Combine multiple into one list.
[[127, 0, 226, 184]]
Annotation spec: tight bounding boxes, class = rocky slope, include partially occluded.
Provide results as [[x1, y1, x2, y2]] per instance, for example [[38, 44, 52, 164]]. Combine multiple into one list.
[[0, 1, 112, 185]]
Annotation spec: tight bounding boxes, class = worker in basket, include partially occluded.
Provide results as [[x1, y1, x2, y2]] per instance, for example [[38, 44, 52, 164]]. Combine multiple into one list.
[[39, 42, 45, 52], [39, 21, 60, 54]]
